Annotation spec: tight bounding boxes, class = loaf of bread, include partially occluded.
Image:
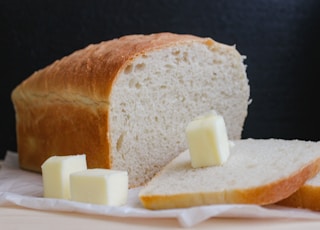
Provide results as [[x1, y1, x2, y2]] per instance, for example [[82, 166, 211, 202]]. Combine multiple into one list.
[[11, 32, 250, 188], [277, 171, 320, 210], [139, 139, 320, 210]]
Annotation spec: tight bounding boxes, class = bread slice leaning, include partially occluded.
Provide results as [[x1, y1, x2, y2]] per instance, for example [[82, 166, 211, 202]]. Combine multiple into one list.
[[11, 32, 249, 188], [277, 172, 320, 210], [139, 139, 320, 210]]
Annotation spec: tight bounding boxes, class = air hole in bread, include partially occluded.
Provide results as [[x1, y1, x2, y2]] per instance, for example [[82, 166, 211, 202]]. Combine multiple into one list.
[[116, 132, 125, 152], [135, 82, 142, 89], [213, 59, 222, 65], [164, 64, 175, 69], [246, 164, 257, 169], [124, 64, 133, 74], [129, 79, 142, 89], [171, 50, 180, 56], [135, 63, 146, 72], [182, 52, 189, 62]]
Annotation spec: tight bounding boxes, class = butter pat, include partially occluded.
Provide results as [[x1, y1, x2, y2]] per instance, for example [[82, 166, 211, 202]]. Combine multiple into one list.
[[70, 169, 128, 206], [186, 111, 230, 168], [41, 154, 87, 199]]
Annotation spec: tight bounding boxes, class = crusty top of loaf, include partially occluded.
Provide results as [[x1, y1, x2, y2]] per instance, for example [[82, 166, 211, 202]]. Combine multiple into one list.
[[12, 33, 215, 102]]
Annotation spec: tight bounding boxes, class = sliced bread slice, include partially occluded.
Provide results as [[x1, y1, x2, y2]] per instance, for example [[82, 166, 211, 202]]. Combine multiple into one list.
[[277, 172, 320, 210], [139, 138, 320, 210]]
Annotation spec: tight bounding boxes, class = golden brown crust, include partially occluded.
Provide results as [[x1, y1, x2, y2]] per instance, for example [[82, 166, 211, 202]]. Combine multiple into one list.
[[11, 32, 215, 173], [139, 157, 320, 210], [277, 184, 320, 210]]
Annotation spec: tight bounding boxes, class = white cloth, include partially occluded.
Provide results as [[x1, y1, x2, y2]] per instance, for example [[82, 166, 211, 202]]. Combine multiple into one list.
[[1, 151, 320, 227]]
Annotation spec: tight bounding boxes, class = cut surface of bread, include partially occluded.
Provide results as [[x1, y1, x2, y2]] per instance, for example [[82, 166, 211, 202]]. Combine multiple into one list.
[[139, 139, 320, 210], [11, 32, 249, 188], [277, 172, 320, 210]]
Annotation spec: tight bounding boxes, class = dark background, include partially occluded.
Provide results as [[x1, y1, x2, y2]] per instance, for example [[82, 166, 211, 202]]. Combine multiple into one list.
[[1, 0, 320, 160]]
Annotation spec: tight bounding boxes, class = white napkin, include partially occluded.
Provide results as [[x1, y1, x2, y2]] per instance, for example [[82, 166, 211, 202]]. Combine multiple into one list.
[[1, 151, 320, 227]]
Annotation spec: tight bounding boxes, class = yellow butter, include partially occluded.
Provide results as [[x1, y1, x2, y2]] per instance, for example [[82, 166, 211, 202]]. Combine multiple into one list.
[[186, 111, 230, 168], [41, 154, 87, 199], [70, 169, 128, 206]]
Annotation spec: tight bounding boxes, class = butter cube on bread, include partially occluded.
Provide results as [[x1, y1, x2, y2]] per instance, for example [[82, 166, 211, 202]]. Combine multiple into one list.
[[70, 169, 128, 206], [41, 154, 87, 199], [186, 110, 230, 168]]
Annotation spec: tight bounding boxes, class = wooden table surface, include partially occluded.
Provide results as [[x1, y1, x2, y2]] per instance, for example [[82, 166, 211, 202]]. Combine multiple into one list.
[[2, 205, 320, 230]]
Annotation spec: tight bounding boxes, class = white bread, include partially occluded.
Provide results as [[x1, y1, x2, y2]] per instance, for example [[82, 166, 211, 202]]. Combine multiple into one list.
[[139, 139, 320, 210], [11, 32, 249, 188], [277, 172, 320, 210]]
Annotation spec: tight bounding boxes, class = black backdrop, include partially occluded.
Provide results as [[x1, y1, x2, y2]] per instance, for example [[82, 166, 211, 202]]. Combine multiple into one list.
[[1, 0, 320, 159]]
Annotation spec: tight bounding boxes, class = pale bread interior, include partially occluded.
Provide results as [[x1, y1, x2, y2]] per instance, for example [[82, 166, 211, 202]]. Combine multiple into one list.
[[109, 42, 249, 187]]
